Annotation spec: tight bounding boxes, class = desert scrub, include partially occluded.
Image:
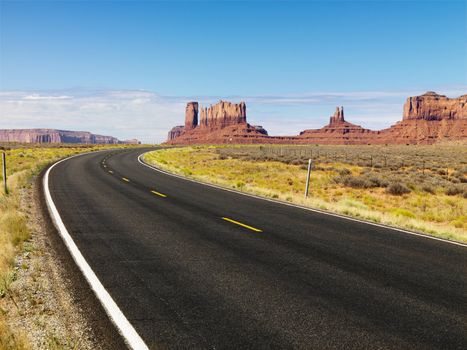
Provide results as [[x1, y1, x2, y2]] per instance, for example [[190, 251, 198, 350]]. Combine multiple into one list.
[[144, 145, 467, 243], [386, 183, 411, 195], [0, 143, 137, 348]]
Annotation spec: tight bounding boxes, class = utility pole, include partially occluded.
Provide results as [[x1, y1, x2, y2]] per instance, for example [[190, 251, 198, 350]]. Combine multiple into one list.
[[304, 159, 312, 198], [2, 152, 7, 195]]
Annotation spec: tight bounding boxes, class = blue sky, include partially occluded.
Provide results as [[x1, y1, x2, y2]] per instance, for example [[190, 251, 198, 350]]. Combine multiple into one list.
[[1, 0, 466, 142]]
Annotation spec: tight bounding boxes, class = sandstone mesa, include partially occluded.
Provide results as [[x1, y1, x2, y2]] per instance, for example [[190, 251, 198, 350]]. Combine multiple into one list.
[[0, 129, 140, 144], [167, 92, 467, 145]]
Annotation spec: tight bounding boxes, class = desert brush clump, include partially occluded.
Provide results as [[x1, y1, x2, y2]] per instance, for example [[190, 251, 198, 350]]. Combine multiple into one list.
[[144, 144, 466, 242], [386, 183, 411, 195]]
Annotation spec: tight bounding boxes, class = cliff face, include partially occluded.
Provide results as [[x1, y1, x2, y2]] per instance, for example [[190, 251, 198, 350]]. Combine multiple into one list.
[[185, 102, 199, 130], [166, 92, 467, 145], [403, 91, 467, 121], [0, 129, 140, 144], [199, 101, 247, 129], [378, 119, 467, 144]]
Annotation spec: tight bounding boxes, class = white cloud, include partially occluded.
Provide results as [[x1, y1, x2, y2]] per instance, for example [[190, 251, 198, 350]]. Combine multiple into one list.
[[1, 87, 465, 143], [23, 94, 72, 100]]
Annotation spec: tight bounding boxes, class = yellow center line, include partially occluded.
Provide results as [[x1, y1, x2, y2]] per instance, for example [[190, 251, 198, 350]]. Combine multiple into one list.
[[222, 217, 262, 232], [122, 177, 130, 182], [151, 190, 167, 198], [108, 170, 114, 174]]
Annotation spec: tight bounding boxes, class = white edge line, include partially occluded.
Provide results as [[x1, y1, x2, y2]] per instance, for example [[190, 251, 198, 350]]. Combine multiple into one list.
[[44, 151, 149, 350], [138, 152, 467, 248]]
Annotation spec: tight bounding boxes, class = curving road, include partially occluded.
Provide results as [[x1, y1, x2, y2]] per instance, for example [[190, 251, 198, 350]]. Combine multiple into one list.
[[47, 147, 467, 349]]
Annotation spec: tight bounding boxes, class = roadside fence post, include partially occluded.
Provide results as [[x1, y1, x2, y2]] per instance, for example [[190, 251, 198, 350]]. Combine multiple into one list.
[[304, 158, 312, 198], [2, 152, 7, 195]]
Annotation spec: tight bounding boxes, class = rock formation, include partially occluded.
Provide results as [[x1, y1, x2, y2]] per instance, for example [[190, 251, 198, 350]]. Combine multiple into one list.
[[199, 101, 247, 129], [167, 126, 185, 141], [251, 125, 268, 135], [375, 92, 467, 144], [403, 91, 467, 121], [0, 129, 140, 144], [329, 106, 345, 124], [167, 100, 268, 144], [185, 102, 199, 130], [298, 106, 379, 144], [166, 92, 467, 145]]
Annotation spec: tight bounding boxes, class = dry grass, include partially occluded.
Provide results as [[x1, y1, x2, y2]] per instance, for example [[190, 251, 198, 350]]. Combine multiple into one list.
[[0, 143, 139, 349], [144, 145, 467, 243], [0, 317, 30, 350]]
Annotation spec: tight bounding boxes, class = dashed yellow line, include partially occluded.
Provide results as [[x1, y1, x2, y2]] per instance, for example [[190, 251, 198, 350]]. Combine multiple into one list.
[[122, 177, 130, 182], [103, 165, 107, 168], [222, 217, 262, 232], [108, 170, 114, 174], [151, 190, 167, 198]]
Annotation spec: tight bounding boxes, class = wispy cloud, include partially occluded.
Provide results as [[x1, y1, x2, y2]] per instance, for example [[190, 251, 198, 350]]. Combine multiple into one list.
[[1, 87, 466, 142]]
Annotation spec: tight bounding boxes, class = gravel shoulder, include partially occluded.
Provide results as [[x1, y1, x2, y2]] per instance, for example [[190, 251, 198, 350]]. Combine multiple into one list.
[[0, 167, 127, 349]]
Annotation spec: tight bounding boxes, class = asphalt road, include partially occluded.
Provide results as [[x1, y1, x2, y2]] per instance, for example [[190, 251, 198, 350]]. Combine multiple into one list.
[[48, 148, 467, 349]]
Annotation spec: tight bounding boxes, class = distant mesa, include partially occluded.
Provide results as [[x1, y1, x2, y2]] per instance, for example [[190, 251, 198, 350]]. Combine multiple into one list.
[[0, 129, 141, 144], [167, 92, 467, 145]]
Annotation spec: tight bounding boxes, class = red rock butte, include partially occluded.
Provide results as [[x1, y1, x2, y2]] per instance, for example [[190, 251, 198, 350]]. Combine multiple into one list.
[[167, 92, 467, 145], [167, 100, 268, 144]]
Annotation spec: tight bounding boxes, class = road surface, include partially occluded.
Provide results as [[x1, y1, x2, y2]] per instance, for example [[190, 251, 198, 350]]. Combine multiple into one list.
[[47, 148, 467, 349]]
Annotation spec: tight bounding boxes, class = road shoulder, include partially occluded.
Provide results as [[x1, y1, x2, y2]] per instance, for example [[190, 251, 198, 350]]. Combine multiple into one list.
[[0, 167, 127, 349]]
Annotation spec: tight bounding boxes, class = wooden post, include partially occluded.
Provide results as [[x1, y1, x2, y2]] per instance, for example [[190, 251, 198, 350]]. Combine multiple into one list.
[[305, 159, 312, 198], [2, 152, 7, 195]]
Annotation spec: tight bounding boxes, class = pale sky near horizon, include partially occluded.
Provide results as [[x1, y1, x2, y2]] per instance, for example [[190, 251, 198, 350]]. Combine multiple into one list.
[[1, 0, 466, 142]]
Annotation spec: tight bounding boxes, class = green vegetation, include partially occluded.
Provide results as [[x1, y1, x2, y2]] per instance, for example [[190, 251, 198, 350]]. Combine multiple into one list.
[[144, 144, 467, 243], [0, 143, 138, 350]]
